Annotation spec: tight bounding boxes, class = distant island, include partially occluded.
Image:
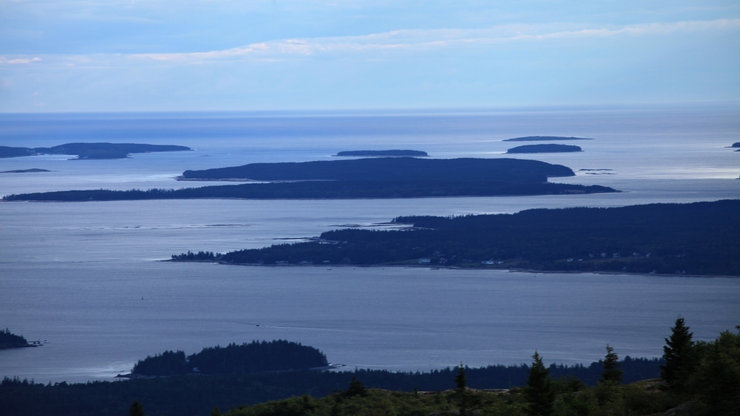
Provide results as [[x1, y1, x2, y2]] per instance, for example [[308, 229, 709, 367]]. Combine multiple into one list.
[[506, 144, 583, 154], [0, 143, 191, 160], [335, 150, 428, 157], [0, 168, 50, 173], [173, 200, 740, 276], [503, 136, 594, 142], [3, 157, 617, 201], [732, 142, 739, 150], [0, 328, 38, 349], [127, 340, 329, 378]]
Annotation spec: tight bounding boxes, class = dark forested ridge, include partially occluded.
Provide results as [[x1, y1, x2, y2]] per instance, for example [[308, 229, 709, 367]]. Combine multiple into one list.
[[205, 200, 740, 276], [0, 142, 191, 159], [506, 144, 583, 153], [2, 157, 617, 201]]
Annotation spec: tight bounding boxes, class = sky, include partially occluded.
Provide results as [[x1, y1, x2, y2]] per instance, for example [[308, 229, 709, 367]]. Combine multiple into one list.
[[1, 0, 739, 112]]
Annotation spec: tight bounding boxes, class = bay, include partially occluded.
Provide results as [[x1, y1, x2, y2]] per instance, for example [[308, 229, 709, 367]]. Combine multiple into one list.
[[0, 105, 739, 384]]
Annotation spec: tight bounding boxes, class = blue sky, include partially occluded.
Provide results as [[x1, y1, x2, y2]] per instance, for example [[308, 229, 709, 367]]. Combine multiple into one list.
[[1, 1, 738, 112]]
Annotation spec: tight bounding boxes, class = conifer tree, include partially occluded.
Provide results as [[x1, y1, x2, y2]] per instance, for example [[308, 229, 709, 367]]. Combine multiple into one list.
[[455, 364, 468, 415], [525, 351, 555, 416], [661, 317, 696, 391], [599, 344, 623, 384], [129, 401, 145, 416]]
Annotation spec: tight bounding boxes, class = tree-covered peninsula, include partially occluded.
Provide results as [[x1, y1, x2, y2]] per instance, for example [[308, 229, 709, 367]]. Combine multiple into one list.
[[2, 157, 617, 201], [0, 143, 191, 160], [178, 200, 740, 276]]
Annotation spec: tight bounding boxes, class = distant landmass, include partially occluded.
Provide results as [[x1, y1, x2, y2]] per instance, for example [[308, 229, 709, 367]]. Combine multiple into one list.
[[174, 200, 740, 276], [0, 143, 191, 160], [179, 157, 574, 182], [506, 144, 583, 154], [0, 328, 38, 349], [732, 142, 739, 150], [503, 136, 593, 142], [2, 158, 617, 201], [0, 168, 50, 173], [128, 340, 329, 378], [335, 150, 428, 157]]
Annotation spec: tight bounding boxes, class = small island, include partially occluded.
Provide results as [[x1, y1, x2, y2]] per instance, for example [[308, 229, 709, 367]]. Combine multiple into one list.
[[0, 142, 191, 160], [0, 328, 39, 349], [732, 142, 739, 150], [127, 340, 329, 377], [506, 144, 582, 154], [0, 168, 50, 174], [335, 150, 428, 157], [503, 136, 593, 142]]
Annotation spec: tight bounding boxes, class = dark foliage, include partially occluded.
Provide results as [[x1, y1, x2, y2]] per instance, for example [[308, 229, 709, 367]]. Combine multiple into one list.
[[661, 317, 696, 392], [526, 352, 555, 416], [215, 200, 740, 276], [171, 250, 220, 261], [0, 357, 661, 416], [599, 345, 623, 384]]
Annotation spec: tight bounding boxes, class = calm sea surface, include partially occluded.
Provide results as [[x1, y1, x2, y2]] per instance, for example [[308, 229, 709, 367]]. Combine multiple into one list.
[[1, 106, 739, 383]]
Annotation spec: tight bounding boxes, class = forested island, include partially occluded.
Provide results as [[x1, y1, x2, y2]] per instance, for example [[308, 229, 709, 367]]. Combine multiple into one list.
[[0, 143, 191, 159], [503, 136, 593, 141], [2, 157, 617, 201], [2, 320, 737, 416], [0, 168, 50, 173], [732, 142, 739, 150], [174, 200, 740, 276], [335, 150, 428, 157], [128, 340, 329, 377], [0, 329, 35, 349], [506, 144, 583, 154]]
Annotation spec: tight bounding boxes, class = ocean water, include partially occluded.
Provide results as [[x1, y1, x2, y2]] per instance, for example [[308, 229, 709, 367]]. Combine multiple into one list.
[[0, 105, 739, 384]]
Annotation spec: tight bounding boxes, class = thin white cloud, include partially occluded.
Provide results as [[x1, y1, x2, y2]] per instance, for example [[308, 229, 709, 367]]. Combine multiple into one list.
[[127, 18, 740, 64], [0, 56, 41, 65]]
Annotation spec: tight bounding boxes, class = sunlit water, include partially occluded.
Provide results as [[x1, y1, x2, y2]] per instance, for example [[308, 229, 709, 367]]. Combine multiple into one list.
[[0, 105, 739, 383]]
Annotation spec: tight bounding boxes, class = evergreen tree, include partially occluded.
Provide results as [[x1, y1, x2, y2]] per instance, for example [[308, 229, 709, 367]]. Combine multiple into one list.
[[661, 317, 696, 391], [455, 364, 468, 416], [599, 344, 623, 384], [129, 401, 145, 416], [525, 351, 555, 416], [345, 376, 367, 397]]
